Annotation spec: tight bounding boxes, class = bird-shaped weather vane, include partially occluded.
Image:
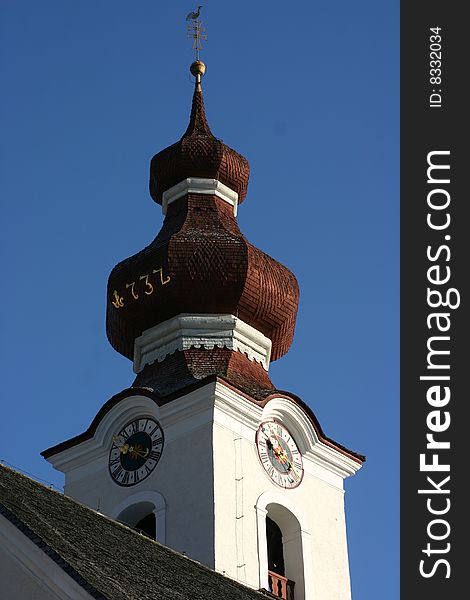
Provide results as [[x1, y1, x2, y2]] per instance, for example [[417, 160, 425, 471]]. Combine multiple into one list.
[[186, 5, 206, 61]]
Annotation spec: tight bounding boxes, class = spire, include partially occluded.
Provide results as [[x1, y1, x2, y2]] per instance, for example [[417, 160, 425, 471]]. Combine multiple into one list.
[[183, 61, 212, 137], [149, 53, 250, 206], [107, 14, 299, 386], [184, 6, 209, 136]]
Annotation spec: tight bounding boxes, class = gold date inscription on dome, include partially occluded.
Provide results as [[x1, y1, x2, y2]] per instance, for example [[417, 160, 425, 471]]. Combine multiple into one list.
[[111, 267, 170, 309]]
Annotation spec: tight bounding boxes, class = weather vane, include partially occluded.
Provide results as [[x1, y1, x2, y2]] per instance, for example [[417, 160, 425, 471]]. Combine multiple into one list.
[[186, 5, 206, 61]]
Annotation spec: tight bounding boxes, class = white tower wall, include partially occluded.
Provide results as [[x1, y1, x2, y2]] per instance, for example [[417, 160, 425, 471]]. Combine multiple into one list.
[[47, 380, 361, 600]]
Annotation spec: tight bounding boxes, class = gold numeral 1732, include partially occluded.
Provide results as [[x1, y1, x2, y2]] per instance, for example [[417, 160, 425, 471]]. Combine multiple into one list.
[[111, 266, 170, 309]]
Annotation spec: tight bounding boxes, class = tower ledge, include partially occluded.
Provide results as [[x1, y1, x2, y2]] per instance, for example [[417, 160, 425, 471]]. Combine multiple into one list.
[[134, 314, 272, 373]]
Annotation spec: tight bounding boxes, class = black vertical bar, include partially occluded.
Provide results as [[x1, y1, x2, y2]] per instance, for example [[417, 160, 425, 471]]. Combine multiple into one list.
[[401, 2, 467, 598]]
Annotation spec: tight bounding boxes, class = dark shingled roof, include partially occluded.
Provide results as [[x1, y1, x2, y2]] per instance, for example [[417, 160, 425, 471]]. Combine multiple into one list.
[[0, 464, 271, 600]]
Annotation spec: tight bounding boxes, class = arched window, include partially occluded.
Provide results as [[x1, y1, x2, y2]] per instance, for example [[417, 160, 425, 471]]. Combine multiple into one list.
[[116, 501, 156, 539], [266, 509, 299, 600], [256, 492, 313, 600], [266, 516, 285, 576], [110, 491, 166, 543], [134, 513, 156, 538]]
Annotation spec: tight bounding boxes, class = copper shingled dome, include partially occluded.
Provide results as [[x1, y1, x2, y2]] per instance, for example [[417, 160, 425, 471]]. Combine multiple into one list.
[[149, 80, 250, 205], [106, 80, 299, 364]]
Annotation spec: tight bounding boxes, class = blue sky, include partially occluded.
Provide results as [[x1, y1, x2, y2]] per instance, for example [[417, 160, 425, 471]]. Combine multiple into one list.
[[1, 1, 399, 597]]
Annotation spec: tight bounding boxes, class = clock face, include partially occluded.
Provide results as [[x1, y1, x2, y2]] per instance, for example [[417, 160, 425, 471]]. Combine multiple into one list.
[[109, 417, 164, 486], [256, 421, 304, 489]]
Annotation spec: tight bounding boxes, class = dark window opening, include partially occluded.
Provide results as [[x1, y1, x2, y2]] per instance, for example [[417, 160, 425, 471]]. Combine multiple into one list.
[[135, 512, 156, 539], [266, 516, 285, 576]]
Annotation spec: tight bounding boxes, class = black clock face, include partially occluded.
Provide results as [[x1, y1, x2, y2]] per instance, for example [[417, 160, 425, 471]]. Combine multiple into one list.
[[256, 421, 304, 489], [109, 418, 164, 486]]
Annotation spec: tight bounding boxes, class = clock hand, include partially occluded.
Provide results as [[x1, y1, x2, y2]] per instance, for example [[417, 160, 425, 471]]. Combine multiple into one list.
[[260, 427, 279, 449], [128, 446, 149, 459], [261, 427, 296, 473], [265, 436, 273, 449], [270, 436, 286, 459], [283, 456, 302, 479], [112, 435, 150, 459], [268, 440, 297, 474]]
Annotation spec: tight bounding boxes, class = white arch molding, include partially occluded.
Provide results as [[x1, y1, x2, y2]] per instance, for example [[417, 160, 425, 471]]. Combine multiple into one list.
[[110, 490, 167, 544], [255, 491, 316, 600], [261, 398, 319, 456]]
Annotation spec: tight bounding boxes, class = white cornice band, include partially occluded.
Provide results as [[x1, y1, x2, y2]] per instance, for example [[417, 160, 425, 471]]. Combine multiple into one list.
[[133, 314, 272, 373], [161, 178, 239, 216]]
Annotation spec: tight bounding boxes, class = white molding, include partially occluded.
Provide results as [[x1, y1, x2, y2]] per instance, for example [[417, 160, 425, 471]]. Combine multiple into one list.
[[161, 178, 239, 216], [213, 381, 262, 434], [213, 385, 360, 487], [213, 383, 361, 483], [261, 398, 362, 481], [255, 506, 269, 591], [46, 394, 162, 474], [45, 384, 360, 490], [0, 513, 94, 599], [45, 384, 218, 477], [46, 438, 106, 477], [159, 382, 215, 433], [304, 442, 362, 480], [133, 314, 272, 373]]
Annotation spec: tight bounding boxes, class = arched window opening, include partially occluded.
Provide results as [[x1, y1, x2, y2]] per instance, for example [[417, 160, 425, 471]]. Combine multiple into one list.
[[257, 493, 312, 600], [117, 501, 157, 540], [111, 491, 166, 544], [265, 505, 304, 600], [135, 512, 156, 539], [266, 517, 285, 576]]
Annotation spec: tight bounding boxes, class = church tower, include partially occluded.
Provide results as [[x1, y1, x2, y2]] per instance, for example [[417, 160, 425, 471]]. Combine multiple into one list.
[[42, 57, 364, 600]]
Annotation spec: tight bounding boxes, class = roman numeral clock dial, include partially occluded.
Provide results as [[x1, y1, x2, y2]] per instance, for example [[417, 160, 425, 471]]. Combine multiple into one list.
[[108, 418, 164, 486], [256, 421, 304, 489]]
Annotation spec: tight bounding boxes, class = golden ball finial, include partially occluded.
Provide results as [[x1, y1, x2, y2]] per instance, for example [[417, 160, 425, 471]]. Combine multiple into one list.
[[190, 60, 206, 78]]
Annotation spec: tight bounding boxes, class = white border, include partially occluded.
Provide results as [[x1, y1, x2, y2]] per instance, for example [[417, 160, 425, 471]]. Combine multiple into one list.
[[134, 314, 272, 373], [161, 178, 239, 215]]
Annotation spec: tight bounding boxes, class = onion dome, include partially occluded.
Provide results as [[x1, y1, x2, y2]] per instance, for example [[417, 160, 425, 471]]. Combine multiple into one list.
[[106, 63, 299, 379], [149, 61, 249, 206]]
